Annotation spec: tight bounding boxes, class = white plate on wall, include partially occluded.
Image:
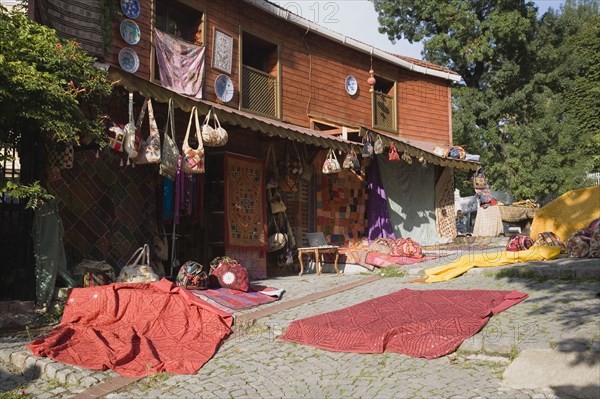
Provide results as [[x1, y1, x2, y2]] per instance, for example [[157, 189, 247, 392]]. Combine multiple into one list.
[[118, 47, 140, 73], [215, 74, 234, 103]]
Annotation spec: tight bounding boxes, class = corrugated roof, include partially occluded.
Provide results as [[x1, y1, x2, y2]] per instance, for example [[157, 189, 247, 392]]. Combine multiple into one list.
[[108, 68, 361, 153], [108, 68, 476, 170], [387, 53, 460, 77], [360, 128, 479, 171]]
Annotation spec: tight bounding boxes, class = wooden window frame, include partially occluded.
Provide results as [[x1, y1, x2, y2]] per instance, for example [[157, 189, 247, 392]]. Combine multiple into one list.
[[371, 75, 398, 133], [239, 27, 281, 120]]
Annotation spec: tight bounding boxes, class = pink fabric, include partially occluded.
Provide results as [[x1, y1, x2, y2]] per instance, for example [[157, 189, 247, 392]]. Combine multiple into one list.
[[153, 29, 205, 99], [279, 289, 527, 359], [27, 279, 232, 377], [365, 252, 437, 267]]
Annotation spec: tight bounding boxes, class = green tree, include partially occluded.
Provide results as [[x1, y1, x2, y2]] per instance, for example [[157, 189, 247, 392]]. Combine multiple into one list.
[[372, 0, 600, 201], [0, 6, 113, 207]]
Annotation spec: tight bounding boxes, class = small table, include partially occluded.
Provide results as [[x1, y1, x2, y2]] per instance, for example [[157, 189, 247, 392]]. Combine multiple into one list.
[[297, 246, 340, 276]]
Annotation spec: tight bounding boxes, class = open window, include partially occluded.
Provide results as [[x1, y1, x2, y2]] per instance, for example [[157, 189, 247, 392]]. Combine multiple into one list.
[[240, 31, 279, 118], [311, 119, 360, 142], [152, 0, 204, 82], [372, 76, 397, 132]]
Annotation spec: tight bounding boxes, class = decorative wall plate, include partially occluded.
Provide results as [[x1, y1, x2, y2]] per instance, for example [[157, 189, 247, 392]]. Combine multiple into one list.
[[345, 75, 358, 96], [118, 47, 140, 73], [120, 0, 140, 19], [120, 19, 141, 45], [215, 74, 234, 103]]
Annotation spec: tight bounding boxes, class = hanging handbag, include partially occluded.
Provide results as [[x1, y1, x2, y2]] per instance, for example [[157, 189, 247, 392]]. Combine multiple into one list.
[[373, 135, 384, 155], [322, 149, 341, 174], [134, 98, 161, 164], [267, 217, 287, 253], [388, 142, 400, 162], [342, 148, 360, 171], [124, 93, 145, 161], [472, 167, 487, 189], [362, 131, 374, 158], [268, 187, 287, 214], [181, 106, 205, 174], [159, 99, 180, 180], [201, 107, 228, 147]]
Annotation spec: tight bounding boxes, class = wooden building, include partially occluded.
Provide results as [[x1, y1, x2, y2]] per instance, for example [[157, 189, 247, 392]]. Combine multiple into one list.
[[27, 0, 478, 280]]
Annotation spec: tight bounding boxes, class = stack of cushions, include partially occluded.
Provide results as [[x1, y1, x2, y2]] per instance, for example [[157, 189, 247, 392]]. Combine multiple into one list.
[[208, 256, 250, 292]]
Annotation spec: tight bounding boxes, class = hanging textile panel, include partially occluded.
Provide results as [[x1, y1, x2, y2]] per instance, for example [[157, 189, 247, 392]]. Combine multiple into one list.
[[316, 165, 367, 246], [41, 0, 104, 58], [224, 153, 267, 249], [153, 29, 206, 99], [47, 149, 158, 268], [377, 155, 441, 246], [435, 167, 457, 239]]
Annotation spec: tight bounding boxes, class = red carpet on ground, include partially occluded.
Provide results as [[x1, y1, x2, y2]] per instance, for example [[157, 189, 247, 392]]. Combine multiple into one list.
[[27, 279, 233, 377], [278, 289, 527, 359]]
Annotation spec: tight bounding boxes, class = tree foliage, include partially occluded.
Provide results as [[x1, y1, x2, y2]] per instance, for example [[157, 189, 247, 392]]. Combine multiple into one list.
[[372, 0, 600, 201], [0, 6, 113, 207]]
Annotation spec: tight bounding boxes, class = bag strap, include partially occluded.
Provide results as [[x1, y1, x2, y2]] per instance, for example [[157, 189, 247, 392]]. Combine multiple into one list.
[[128, 92, 134, 125], [125, 246, 145, 267], [164, 99, 176, 140], [146, 99, 158, 137], [212, 108, 222, 129], [202, 107, 212, 127], [267, 144, 279, 180], [184, 106, 203, 149], [136, 98, 150, 130]]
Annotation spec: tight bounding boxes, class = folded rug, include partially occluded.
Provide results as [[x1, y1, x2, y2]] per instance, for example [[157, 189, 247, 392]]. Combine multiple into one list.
[[279, 289, 527, 359], [191, 285, 283, 312], [27, 279, 232, 377]]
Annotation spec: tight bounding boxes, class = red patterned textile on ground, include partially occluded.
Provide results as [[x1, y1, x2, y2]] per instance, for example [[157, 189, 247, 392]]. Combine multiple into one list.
[[279, 289, 527, 359], [191, 285, 281, 312], [224, 153, 267, 249], [27, 279, 232, 377]]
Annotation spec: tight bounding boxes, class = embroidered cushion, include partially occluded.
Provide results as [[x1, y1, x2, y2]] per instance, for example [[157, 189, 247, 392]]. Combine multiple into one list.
[[566, 228, 593, 258], [210, 262, 250, 292], [391, 238, 423, 258], [506, 235, 534, 252], [532, 232, 566, 253]]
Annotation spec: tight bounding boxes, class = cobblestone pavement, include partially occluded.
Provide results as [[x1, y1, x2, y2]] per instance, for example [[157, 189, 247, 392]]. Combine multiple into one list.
[[1, 255, 599, 398]]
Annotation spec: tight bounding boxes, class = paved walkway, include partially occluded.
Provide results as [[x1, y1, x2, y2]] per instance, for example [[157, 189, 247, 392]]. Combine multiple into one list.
[[1, 251, 599, 398]]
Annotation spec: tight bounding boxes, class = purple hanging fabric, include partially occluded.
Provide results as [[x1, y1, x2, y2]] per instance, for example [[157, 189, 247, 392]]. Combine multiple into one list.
[[367, 156, 396, 242], [174, 155, 185, 225]]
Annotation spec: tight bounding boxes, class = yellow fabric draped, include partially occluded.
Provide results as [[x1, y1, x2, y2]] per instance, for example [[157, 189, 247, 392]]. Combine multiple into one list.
[[423, 246, 562, 283]]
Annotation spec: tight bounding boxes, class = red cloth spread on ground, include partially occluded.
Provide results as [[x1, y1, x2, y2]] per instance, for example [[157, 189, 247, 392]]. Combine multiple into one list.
[[279, 289, 527, 359], [190, 285, 281, 312], [27, 279, 233, 377]]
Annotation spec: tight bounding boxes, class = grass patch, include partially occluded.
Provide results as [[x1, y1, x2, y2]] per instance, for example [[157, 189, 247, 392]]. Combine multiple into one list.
[[378, 266, 404, 278], [0, 387, 33, 399], [139, 371, 171, 392]]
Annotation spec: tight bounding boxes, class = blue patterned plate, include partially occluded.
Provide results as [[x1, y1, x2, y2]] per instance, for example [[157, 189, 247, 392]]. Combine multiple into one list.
[[120, 0, 140, 19], [118, 47, 139, 73], [120, 19, 141, 45], [215, 74, 234, 103]]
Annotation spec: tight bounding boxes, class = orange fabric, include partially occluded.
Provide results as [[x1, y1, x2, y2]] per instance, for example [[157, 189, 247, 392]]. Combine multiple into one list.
[[27, 279, 232, 377]]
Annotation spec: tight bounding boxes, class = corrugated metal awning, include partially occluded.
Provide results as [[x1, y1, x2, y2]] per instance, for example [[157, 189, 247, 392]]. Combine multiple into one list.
[[108, 68, 361, 153], [360, 127, 480, 171]]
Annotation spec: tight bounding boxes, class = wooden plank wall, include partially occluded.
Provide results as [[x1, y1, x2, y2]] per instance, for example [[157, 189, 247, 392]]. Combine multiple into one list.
[[106, 0, 452, 145]]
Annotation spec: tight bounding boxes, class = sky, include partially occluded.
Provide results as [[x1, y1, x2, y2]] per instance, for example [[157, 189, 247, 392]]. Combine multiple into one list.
[[277, 1, 566, 60]]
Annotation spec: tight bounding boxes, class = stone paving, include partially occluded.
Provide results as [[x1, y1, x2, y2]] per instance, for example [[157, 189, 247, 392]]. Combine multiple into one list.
[[1, 252, 599, 398]]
